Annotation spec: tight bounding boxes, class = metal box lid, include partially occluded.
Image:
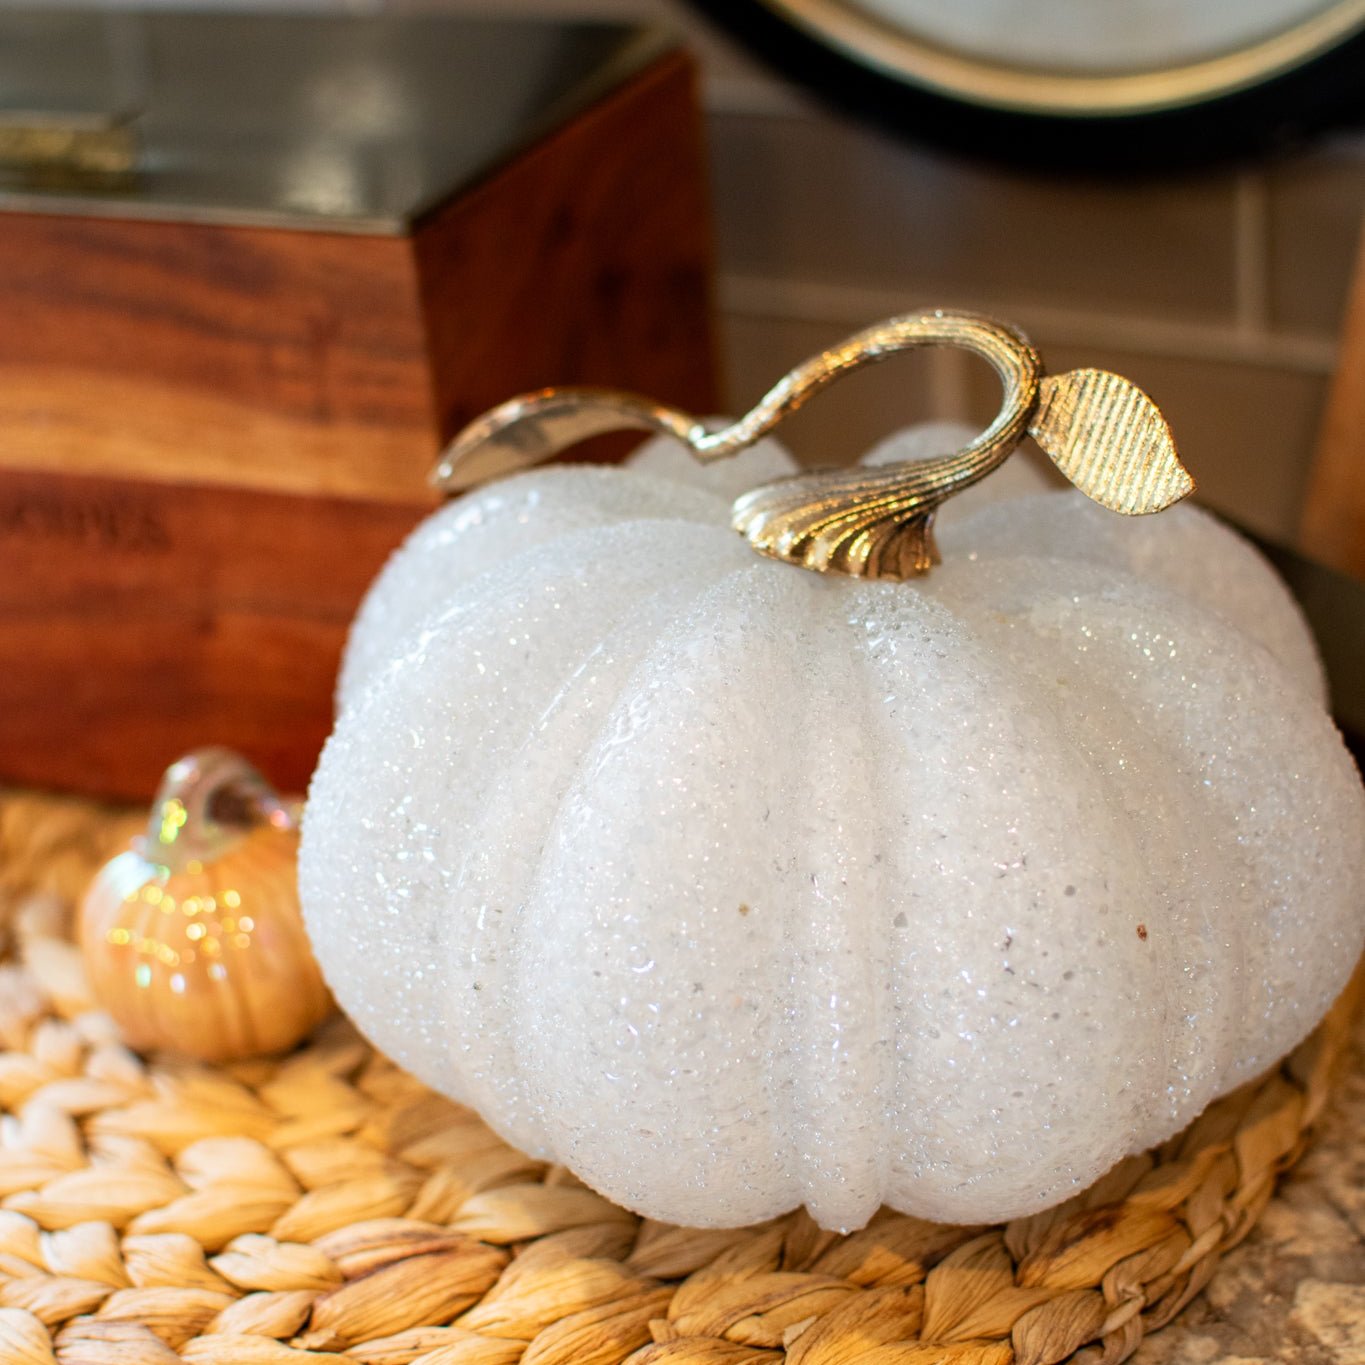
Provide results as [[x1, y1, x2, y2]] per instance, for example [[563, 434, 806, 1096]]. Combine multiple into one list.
[[0, 10, 673, 233]]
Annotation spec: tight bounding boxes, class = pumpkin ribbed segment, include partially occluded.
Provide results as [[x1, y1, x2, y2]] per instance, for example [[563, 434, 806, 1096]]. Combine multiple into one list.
[[301, 432, 1365, 1230]]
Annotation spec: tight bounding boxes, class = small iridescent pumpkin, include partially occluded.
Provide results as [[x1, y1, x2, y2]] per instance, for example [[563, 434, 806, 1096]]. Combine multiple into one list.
[[80, 748, 330, 1061]]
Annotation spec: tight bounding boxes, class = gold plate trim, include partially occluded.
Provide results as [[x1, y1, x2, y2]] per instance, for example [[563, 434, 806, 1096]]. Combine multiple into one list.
[[761, 0, 1365, 115]]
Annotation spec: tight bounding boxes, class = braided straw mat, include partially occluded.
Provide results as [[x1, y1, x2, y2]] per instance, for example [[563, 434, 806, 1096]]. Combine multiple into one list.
[[0, 789, 1359, 1365]]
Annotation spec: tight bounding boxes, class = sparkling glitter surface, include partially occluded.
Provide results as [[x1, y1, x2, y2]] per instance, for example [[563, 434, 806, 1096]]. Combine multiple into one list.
[[301, 430, 1365, 1232]]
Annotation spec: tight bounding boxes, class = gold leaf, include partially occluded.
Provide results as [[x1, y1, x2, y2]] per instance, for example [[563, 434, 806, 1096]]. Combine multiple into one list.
[[1030, 369, 1193, 515], [732, 472, 943, 580]]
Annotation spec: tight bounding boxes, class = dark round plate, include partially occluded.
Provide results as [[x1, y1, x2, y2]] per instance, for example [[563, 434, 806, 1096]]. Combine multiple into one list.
[[687, 0, 1365, 170]]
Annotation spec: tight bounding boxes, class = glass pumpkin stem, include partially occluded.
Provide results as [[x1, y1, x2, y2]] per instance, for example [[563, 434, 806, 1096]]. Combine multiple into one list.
[[142, 747, 297, 876]]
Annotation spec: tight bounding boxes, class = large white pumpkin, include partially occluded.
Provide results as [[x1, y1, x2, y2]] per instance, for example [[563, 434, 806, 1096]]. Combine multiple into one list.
[[300, 426, 1364, 1232]]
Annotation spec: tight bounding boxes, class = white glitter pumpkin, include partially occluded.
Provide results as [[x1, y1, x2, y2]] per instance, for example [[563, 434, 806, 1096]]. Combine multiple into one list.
[[300, 425, 1365, 1232]]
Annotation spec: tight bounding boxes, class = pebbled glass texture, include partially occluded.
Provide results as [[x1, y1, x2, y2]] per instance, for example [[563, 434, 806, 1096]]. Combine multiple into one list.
[[300, 427, 1365, 1232]]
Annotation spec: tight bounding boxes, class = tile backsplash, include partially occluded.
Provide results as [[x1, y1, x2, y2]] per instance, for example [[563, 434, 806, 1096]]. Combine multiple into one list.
[[711, 114, 1362, 543], [680, 21, 1365, 545], [478, 0, 1362, 546]]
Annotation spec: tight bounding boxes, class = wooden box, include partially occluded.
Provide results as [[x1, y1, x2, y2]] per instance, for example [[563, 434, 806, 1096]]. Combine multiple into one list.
[[0, 13, 716, 799]]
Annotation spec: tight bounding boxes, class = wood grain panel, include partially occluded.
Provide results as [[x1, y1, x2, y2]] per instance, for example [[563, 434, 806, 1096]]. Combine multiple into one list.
[[415, 50, 718, 441], [0, 467, 425, 799], [0, 50, 717, 797], [0, 216, 438, 502]]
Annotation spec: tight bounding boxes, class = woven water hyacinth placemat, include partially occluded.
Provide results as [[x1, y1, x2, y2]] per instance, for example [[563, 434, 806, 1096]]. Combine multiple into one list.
[[0, 790, 1360, 1365]]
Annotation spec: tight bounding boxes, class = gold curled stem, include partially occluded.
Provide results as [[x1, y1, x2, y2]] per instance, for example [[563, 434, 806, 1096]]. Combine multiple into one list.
[[431, 308, 1192, 581], [432, 310, 1039, 495], [728, 313, 1041, 576]]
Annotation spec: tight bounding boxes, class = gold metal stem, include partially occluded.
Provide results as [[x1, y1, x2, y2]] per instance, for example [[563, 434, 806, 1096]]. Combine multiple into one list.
[[431, 308, 1194, 581]]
